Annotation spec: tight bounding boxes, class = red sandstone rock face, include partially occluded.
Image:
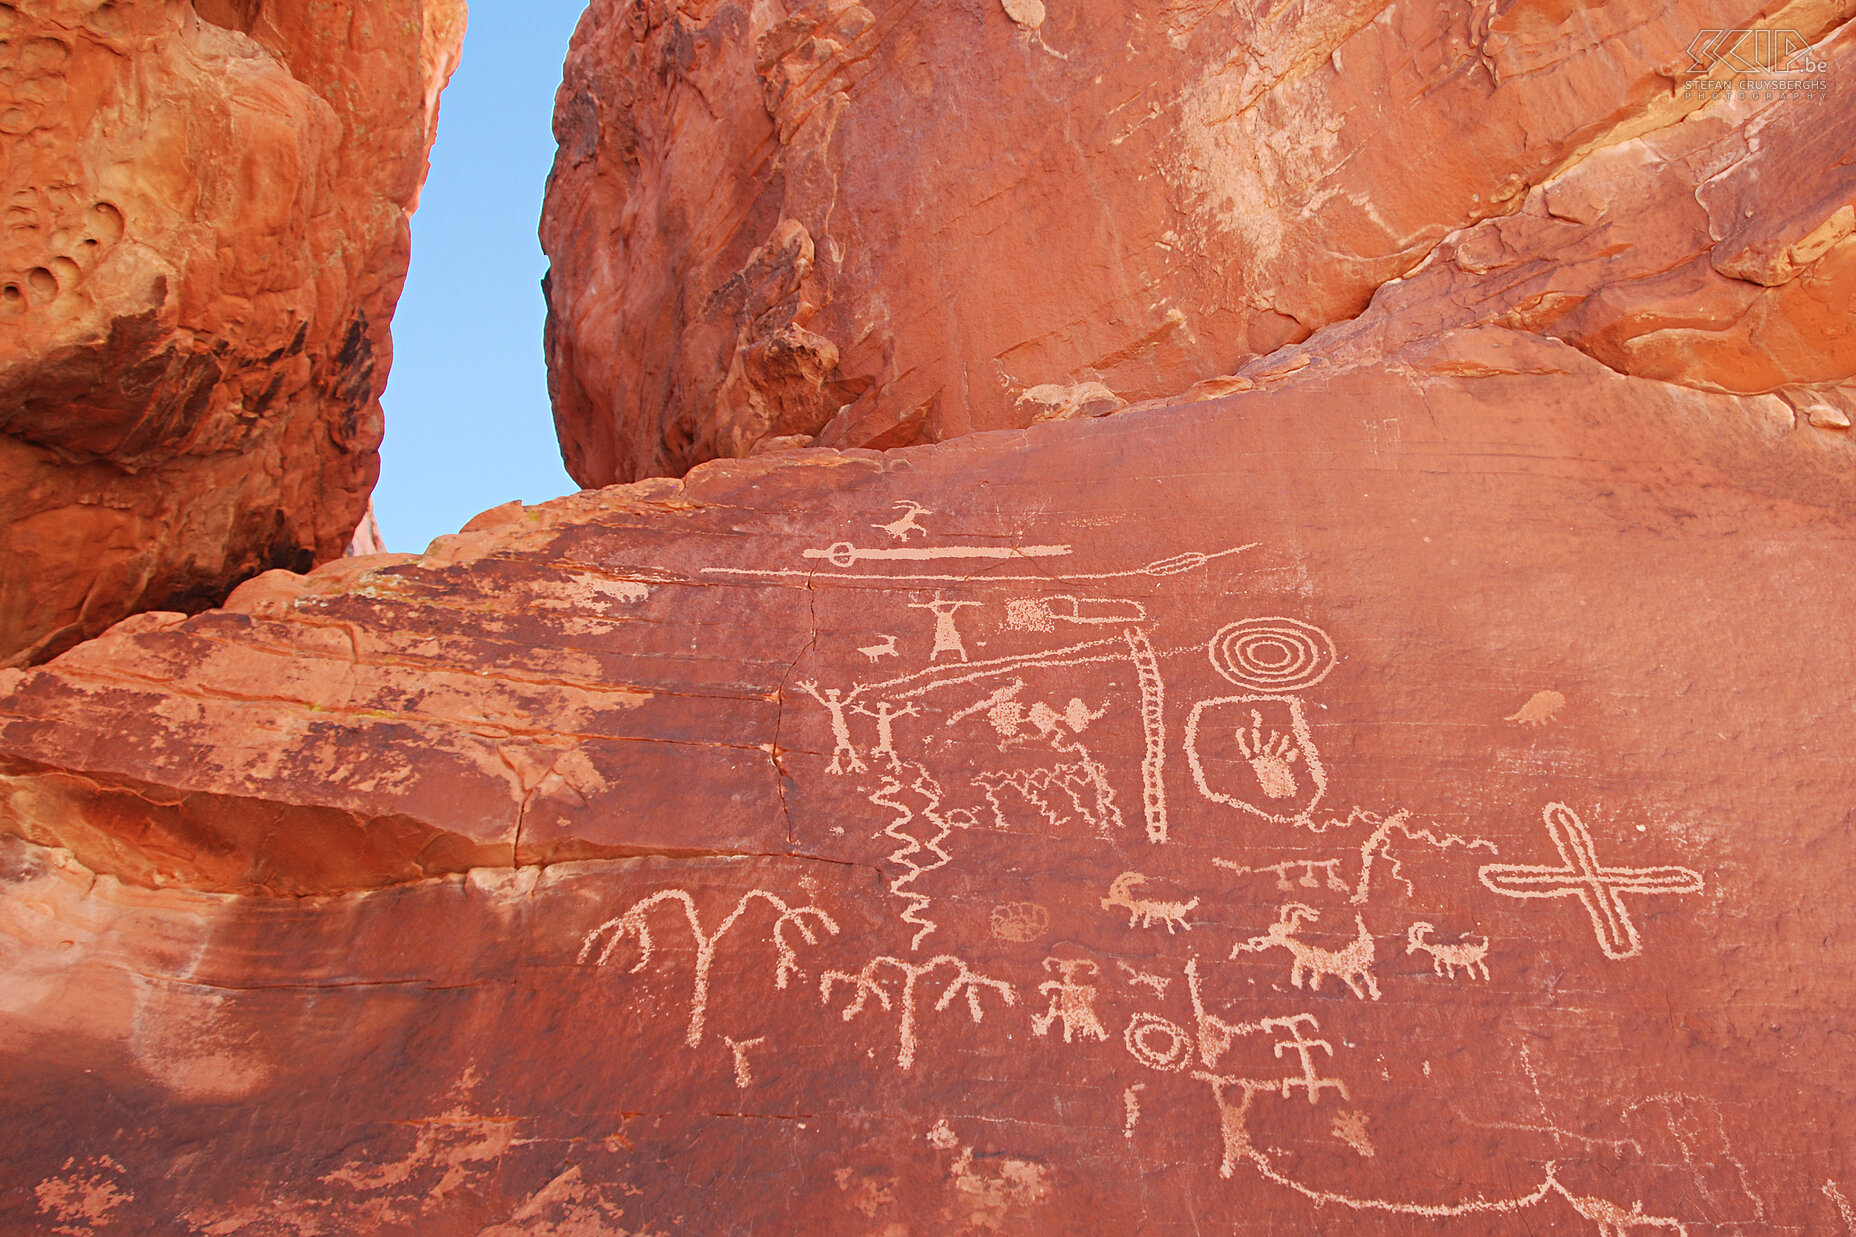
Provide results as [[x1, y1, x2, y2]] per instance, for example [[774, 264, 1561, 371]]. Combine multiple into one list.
[[540, 0, 1856, 483], [0, 0, 464, 666], [1, 325, 1852, 1230]]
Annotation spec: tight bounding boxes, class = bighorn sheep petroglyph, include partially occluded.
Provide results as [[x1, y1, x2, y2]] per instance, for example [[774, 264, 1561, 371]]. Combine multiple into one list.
[[1100, 872, 1198, 933], [1405, 921, 1490, 981], [1232, 903, 1381, 1000]]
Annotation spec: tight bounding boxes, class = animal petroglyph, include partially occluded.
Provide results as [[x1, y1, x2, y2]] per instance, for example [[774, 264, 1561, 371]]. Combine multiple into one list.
[[821, 955, 1015, 1070], [1506, 689, 1566, 726], [873, 500, 931, 540], [1032, 957, 1108, 1043], [858, 634, 899, 662], [807, 542, 1071, 567], [578, 889, 838, 1047], [794, 681, 865, 774], [1232, 904, 1381, 1001], [1208, 617, 1337, 692], [1186, 695, 1327, 825], [725, 1036, 765, 1088], [909, 595, 983, 662], [1406, 922, 1490, 980], [1480, 803, 1704, 960], [1100, 872, 1198, 933], [702, 543, 1256, 583]]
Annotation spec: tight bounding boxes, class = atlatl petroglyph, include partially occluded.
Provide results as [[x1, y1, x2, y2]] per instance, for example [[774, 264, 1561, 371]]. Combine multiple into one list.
[[1231, 904, 1381, 1000], [578, 889, 838, 1047], [1480, 803, 1704, 960], [1031, 957, 1108, 1043], [1100, 872, 1199, 933], [820, 955, 1016, 1070], [1406, 922, 1491, 981]]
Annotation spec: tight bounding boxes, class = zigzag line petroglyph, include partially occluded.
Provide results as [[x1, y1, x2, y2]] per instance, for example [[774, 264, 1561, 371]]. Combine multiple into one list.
[[1125, 628, 1169, 843], [869, 763, 972, 950], [976, 746, 1125, 836], [820, 955, 1015, 1070], [699, 544, 1258, 582], [579, 889, 838, 1047], [1100, 872, 1198, 933], [1231, 904, 1381, 1000], [1480, 803, 1704, 960]]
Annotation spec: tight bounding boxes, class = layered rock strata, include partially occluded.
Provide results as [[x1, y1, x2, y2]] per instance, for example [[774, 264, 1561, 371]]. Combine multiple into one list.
[[0, 0, 464, 666], [540, 0, 1856, 481]]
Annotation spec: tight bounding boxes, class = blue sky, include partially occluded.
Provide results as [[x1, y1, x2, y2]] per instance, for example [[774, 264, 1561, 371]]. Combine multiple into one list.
[[375, 2, 588, 553]]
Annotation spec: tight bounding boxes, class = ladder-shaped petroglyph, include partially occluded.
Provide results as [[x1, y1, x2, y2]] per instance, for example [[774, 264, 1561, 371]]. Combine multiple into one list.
[[1125, 628, 1170, 843], [1406, 922, 1490, 980], [578, 889, 838, 1047], [1100, 872, 1199, 933], [1031, 957, 1109, 1044], [868, 762, 974, 950], [1479, 803, 1704, 960], [820, 955, 1016, 1070], [1231, 903, 1381, 1000]]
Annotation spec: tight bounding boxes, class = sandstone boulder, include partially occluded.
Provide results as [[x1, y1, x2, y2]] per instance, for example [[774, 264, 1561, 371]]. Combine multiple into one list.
[[0, 0, 465, 666], [540, 0, 1855, 482], [0, 324, 1851, 1230]]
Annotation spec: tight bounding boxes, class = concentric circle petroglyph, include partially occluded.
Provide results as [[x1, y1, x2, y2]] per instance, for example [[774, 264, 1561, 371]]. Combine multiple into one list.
[[1123, 1013, 1192, 1072], [1207, 618, 1336, 691]]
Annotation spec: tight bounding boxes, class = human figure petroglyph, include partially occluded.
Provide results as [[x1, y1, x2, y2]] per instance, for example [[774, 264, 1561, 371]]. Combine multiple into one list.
[[794, 681, 865, 774], [1479, 803, 1704, 960], [909, 595, 983, 662], [858, 634, 899, 662], [1232, 903, 1381, 1001], [820, 955, 1015, 1070], [851, 700, 921, 771], [1261, 1014, 1348, 1103], [872, 500, 931, 540], [1100, 872, 1198, 933], [578, 889, 838, 1047], [1031, 957, 1108, 1043], [1406, 922, 1491, 980]]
